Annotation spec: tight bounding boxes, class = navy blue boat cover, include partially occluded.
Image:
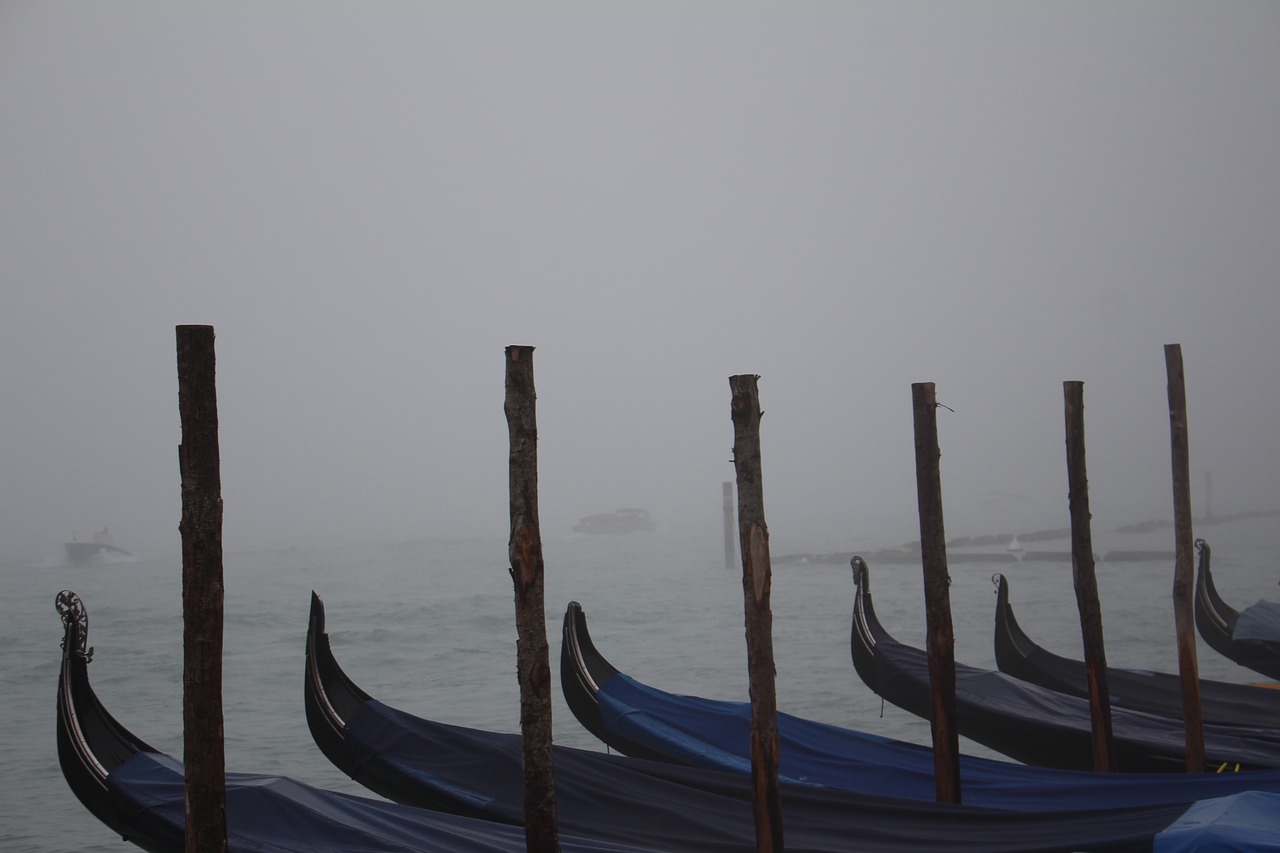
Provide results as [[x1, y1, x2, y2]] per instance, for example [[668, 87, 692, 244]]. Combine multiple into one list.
[[331, 697, 1280, 852], [595, 672, 1280, 812], [102, 713, 1280, 851], [1155, 791, 1280, 852], [107, 751, 646, 853], [1235, 599, 1280, 644]]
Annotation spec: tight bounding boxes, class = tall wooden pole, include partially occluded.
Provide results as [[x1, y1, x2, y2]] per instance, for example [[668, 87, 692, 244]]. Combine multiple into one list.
[[911, 382, 961, 804], [723, 481, 736, 569], [175, 325, 227, 853], [1165, 344, 1206, 773], [1063, 381, 1116, 772], [504, 345, 560, 852], [729, 375, 784, 853]]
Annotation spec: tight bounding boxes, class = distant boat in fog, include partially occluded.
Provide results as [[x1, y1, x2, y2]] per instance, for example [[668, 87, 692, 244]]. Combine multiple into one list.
[[63, 528, 131, 565], [572, 508, 656, 535]]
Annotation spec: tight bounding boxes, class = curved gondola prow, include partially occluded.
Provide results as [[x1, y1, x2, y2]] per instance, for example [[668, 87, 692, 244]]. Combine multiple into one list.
[[992, 573, 1049, 688], [849, 557, 885, 695], [55, 590, 155, 841], [304, 590, 373, 782], [311, 595, 535, 817], [1194, 539, 1238, 658], [1192, 540, 1280, 681], [560, 600, 619, 747], [559, 601, 680, 762]]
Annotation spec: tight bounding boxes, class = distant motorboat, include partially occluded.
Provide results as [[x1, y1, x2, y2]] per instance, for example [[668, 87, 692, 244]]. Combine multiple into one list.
[[63, 528, 131, 565], [572, 508, 656, 535]]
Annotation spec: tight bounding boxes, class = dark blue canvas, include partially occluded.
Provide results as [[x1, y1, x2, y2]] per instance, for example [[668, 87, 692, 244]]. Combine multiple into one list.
[[597, 672, 1280, 812]]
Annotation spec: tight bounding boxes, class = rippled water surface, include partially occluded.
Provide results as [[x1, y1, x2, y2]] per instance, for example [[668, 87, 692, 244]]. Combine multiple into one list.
[[4, 515, 1278, 851]]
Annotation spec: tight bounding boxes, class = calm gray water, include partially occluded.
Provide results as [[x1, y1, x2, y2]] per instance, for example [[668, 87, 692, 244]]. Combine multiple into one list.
[[4, 515, 1278, 851]]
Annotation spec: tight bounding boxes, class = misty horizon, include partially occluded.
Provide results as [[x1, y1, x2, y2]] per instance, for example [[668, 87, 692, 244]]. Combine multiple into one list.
[[4, 4, 1278, 564]]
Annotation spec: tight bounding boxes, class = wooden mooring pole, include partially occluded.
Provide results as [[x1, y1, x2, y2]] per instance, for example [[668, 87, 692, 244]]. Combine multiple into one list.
[[1063, 381, 1116, 772], [729, 375, 785, 853], [175, 325, 227, 853], [910, 382, 961, 804], [1165, 344, 1206, 773], [723, 481, 736, 568], [504, 345, 560, 852]]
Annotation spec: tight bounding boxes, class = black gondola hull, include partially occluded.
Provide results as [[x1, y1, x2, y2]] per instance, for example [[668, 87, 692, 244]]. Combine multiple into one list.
[[1195, 539, 1280, 681], [852, 558, 1280, 773], [993, 564, 1280, 728]]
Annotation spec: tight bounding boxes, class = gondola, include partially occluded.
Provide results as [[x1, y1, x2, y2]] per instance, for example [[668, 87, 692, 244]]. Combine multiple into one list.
[[1195, 538, 1280, 680], [993, 567, 1280, 728], [852, 557, 1280, 772], [560, 598, 1280, 812], [304, 591, 1280, 851], [54, 588, 666, 853], [307, 589, 871, 852]]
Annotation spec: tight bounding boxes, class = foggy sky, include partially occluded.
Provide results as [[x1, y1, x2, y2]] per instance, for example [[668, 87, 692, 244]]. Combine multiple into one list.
[[3, 3, 1278, 562]]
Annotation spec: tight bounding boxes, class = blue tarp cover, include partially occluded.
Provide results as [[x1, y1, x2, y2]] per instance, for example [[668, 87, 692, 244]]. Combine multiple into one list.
[[1234, 599, 1280, 643], [97, 705, 1280, 852], [597, 672, 1280, 812], [1155, 791, 1280, 852], [342, 699, 1209, 852], [109, 751, 647, 853]]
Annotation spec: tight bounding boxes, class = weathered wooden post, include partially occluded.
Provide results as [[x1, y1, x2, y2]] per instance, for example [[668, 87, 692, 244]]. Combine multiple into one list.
[[504, 345, 560, 852], [911, 382, 961, 804], [1063, 380, 1116, 772], [723, 481, 736, 568], [175, 324, 227, 853], [1165, 343, 1206, 773], [729, 374, 784, 853]]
